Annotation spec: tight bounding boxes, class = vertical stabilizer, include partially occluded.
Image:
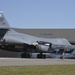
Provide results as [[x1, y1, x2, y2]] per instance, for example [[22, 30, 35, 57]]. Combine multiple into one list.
[[0, 11, 10, 28], [0, 11, 10, 40]]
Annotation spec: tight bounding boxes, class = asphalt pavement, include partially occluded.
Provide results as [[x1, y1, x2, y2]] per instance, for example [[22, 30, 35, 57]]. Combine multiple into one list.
[[0, 58, 75, 66]]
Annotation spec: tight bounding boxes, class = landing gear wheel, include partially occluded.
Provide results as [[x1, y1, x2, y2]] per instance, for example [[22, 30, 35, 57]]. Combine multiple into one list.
[[21, 53, 31, 58], [21, 53, 25, 58], [37, 53, 46, 59], [60, 56, 64, 59], [42, 54, 46, 59], [37, 54, 41, 58]]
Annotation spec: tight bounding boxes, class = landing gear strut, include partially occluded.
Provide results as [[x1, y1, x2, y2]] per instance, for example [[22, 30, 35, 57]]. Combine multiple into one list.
[[60, 49, 65, 59], [37, 53, 46, 59]]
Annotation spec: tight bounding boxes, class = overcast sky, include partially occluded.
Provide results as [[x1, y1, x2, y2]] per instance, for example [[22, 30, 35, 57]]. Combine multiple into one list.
[[0, 0, 75, 28]]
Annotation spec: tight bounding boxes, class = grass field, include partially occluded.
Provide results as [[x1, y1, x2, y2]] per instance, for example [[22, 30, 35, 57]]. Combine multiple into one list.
[[0, 65, 75, 75]]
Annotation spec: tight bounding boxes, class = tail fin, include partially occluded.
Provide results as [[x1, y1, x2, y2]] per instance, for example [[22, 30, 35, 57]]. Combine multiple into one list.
[[0, 11, 10, 28], [0, 11, 10, 40]]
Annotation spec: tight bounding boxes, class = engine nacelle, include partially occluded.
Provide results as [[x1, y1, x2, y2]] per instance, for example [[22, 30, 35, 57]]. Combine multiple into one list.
[[36, 45, 50, 52]]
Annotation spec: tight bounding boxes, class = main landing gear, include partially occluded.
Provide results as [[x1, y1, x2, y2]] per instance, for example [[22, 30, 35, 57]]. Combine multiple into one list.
[[37, 53, 46, 59], [21, 52, 46, 59], [21, 52, 31, 58]]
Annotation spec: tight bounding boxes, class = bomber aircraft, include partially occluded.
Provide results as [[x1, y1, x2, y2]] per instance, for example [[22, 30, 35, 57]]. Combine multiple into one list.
[[0, 11, 75, 58]]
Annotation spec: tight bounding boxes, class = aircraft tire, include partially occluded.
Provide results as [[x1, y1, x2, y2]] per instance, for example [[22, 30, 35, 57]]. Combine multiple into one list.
[[21, 53, 25, 58], [37, 54, 41, 58], [42, 54, 46, 59], [21, 53, 31, 58], [37, 54, 46, 59], [60, 56, 64, 59]]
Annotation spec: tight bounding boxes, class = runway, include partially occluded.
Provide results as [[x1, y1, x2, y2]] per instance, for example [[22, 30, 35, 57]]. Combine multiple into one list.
[[0, 58, 75, 66]]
